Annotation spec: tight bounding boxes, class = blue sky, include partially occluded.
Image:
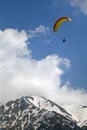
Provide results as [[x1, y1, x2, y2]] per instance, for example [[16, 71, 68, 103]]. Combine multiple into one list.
[[0, 0, 87, 103]]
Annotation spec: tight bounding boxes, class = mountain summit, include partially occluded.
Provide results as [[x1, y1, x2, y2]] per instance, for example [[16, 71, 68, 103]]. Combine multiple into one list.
[[0, 96, 87, 130]]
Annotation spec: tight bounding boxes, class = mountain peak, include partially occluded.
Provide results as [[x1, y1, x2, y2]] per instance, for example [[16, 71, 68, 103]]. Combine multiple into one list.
[[0, 95, 86, 130]]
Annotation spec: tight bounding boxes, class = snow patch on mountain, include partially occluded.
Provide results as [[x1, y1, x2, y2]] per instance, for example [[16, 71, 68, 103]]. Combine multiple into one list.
[[26, 95, 73, 119], [61, 104, 87, 127]]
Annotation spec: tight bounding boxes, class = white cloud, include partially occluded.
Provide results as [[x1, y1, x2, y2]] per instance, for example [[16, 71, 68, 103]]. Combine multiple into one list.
[[0, 27, 87, 105], [28, 25, 50, 39], [69, 0, 87, 15]]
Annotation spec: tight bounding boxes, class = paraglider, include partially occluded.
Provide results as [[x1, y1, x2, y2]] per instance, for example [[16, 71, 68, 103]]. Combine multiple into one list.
[[62, 38, 66, 43], [53, 16, 72, 32]]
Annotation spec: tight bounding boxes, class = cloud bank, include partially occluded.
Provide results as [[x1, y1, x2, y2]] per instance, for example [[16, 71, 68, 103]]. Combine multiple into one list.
[[0, 26, 87, 105], [69, 0, 87, 15]]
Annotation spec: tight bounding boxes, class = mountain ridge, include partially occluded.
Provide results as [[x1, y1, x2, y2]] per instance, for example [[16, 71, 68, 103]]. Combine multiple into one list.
[[0, 95, 87, 130]]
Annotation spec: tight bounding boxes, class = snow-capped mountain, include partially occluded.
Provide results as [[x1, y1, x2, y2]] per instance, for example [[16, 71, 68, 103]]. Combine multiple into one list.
[[27, 95, 72, 118], [0, 95, 86, 130], [61, 104, 87, 127]]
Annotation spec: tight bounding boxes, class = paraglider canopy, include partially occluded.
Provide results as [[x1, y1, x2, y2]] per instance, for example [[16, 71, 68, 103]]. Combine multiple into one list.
[[53, 16, 72, 32]]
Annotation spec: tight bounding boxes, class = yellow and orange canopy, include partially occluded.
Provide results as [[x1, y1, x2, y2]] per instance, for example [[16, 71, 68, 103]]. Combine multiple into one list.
[[53, 17, 72, 32]]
